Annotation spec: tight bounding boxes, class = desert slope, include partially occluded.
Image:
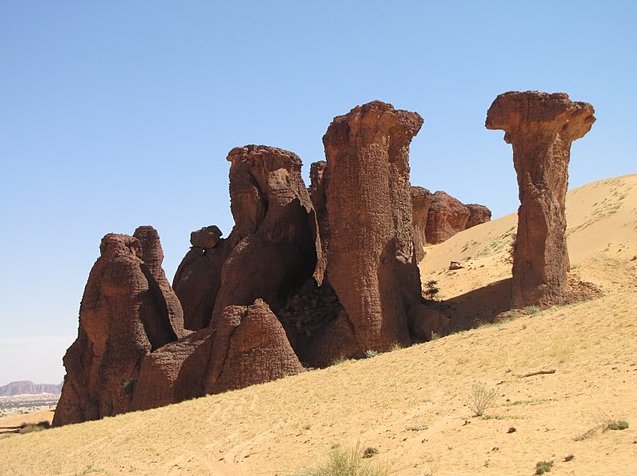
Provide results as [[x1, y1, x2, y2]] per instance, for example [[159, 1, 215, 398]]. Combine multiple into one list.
[[0, 175, 635, 476]]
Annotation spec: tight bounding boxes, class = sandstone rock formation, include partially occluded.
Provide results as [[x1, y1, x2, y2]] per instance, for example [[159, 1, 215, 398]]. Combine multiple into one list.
[[210, 145, 324, 321], [134, 226, 185, 340], [466, 204, 492, 229], [56, 100, 444, 426], [131, 329, 212, 411], [206, 299, 304, 393], [323, 101, 424, 351], [54, 228, 183, 426], [309, 160, 330, 265], [407, 305, 451, 342], [425, 192, 471, 244], [173, 226, 235, 331], [410, 186, 433, 262], [486, 91, 595, 307], [411, 187, 491, 256]]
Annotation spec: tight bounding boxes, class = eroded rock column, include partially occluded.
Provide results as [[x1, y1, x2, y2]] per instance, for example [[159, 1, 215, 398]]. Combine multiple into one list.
[[323, 101, 423, 351], [486, 91, 595, 307], [54, 228, 182, 426]]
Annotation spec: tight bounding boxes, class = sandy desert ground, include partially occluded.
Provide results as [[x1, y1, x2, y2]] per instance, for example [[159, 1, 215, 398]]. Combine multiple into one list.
[[0, 175, 635, 476]]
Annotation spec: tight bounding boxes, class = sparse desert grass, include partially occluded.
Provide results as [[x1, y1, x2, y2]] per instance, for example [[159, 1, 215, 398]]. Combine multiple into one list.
[[467, 383, 498, 417], [574, 412, 631, 441], [295, 444, 389, 476]]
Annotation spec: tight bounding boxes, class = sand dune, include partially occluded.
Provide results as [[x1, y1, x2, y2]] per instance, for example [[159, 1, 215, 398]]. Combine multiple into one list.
[[0, 175, 635, 476]]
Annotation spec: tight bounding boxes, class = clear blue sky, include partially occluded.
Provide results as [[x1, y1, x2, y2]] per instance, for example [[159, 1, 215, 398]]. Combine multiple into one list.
[[1, 1, 635, 384]]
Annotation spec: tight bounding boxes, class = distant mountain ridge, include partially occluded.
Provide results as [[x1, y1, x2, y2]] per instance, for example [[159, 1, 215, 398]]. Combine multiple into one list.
[[0, 380, 62, 396]]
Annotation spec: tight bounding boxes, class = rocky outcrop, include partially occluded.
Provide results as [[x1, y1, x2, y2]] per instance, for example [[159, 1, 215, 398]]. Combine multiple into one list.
[[56, 100, 451, 426], [134, 226, 185, 340], [211, 145, 324, 320], [466, 204, 492, 229], [309, 160, 330, 265], [173, 226, 236, 331], [410, 186, 433, 262], [54, 228, 182, 426], [486, 91, 595, 307], [411, 187, 491, 254], [323, 101, 423, 351], [205, 299, 304, 393], [425, 192, 471, 244], [131, 329, 212, 411], [0, 381, 62, 396]]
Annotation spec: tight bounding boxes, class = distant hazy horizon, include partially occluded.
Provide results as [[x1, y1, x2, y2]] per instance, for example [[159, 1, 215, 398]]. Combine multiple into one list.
[[1, 1, 635, 383]]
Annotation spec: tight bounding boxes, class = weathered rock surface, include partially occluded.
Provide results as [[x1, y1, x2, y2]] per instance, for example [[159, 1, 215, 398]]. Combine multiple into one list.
[[57, 100, 451, 425], [173, 227, 236, 331], [205, 299, 304, 393], [190, 225, 222, 249], [131, 329, 212, 411], [54, 229, 182, 426], [466, 204, 492, 229], [410, 186, 433, 262], [425, 192, 471, 244], [486, 91, 595, 307], [211, 145, 324, 321], [323, 100, 423, 351], [309, 160, 331, 265], [411, 187, 491, 254], [134, 226, 185, 340]]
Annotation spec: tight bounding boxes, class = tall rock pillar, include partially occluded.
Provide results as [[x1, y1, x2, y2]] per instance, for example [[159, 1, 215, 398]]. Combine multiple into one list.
[[486, 91, 595, 307], [322, 101, 423, 351]]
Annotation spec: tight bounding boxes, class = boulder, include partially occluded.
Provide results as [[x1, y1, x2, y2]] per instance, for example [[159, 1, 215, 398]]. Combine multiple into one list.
[[407, 303, 451, 342], [205, 299, 304, 393], [131, 329, 213, 411], [486, 91, 595, 307]]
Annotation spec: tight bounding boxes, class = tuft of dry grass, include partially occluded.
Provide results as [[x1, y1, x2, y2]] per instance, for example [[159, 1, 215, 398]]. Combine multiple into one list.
[[295, 443, 389, 476]]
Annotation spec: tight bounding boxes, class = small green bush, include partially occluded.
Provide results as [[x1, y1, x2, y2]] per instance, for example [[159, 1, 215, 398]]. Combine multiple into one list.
[[608, 420, 629, 430], [364, 349, 378, 358], [535, 460, 553, 474], [423, 280, 440, 300]]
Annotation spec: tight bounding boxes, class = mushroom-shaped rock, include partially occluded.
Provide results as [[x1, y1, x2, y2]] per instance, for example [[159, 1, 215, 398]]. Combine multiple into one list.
[[322, 101, 423, 352], [486, 91, 595, 307]]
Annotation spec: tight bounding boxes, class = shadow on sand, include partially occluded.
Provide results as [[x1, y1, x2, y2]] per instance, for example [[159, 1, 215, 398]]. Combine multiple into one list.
[[439, 278, 514, 333]]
